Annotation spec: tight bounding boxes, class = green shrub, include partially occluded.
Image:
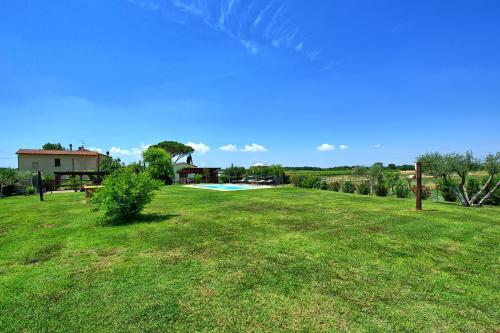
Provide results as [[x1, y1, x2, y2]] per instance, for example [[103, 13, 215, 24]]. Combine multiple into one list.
[[91, 169, 161, 224], [466, 178, 481, 198], [394, 181, 410, 198], [26, 186, 36, 196], [330, 181, 341, 192], [411, 185, 432, 200], [194, 174, 204, 184], [437, 178, 458, 202], [42, 175, 55, 191], [374, 183, 388, 197], [357, 182, 370, 195], [290, 175, 305, 187], [300, 176, 322, 189], [481, 176, 500, 206], [342, 181, 356, 193]]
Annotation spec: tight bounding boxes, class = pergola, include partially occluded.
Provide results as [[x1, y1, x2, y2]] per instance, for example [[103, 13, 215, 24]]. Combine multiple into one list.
[[177, 168, 220, 184]]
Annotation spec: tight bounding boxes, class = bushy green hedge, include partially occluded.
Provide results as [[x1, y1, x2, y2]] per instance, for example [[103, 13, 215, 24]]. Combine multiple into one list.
[[357, 182, 370, 195], [341, 181, 356, 193], [330, 181, 341, 192], [91, 169, 161, 224], [394, 181, 410, 198]]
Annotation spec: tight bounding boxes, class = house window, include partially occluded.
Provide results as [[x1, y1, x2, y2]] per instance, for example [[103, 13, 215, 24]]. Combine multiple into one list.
[[32, 162, 39, 170], [55, 158, 61, 167]]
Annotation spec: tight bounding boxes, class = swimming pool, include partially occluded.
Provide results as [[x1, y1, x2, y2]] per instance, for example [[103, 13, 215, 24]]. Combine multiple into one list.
[[184, 184, 273, 191]]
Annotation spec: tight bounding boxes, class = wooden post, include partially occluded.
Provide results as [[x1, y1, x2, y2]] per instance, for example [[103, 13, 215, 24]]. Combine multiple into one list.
[[37, 171, 44, 201], [415, 162, 422, 210]]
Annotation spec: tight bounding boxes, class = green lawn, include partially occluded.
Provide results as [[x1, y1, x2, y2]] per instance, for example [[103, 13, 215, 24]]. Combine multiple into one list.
[[0, 187, 499, 332]]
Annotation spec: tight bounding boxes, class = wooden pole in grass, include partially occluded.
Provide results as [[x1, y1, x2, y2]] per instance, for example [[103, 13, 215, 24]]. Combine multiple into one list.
[[415, 162, 422, 210], [37, 171, 43, 201]]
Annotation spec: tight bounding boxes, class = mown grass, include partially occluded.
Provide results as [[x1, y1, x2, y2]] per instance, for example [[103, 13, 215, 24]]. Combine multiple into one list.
[[0, 186, 499, 332]]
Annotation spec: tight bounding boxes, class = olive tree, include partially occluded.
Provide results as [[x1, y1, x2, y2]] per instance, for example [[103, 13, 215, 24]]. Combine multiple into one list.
[[418, 151, 500, 206]]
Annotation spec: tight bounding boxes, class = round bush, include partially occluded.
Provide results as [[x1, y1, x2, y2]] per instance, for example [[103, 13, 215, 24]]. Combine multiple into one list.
[[374, 183, 388, 197], [91, 169, 161, 224], [357, 182, 370, 195], [330, 181, 341, 192], [394, 181, 410, 198], [341, 181, 356, 193]]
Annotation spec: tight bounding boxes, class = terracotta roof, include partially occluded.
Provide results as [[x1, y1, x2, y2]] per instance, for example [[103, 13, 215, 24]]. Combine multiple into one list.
[[16, 149, 105, 156]]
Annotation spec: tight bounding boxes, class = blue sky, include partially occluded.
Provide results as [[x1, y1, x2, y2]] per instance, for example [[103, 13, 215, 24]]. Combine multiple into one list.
[[1, 0, 499, 168]]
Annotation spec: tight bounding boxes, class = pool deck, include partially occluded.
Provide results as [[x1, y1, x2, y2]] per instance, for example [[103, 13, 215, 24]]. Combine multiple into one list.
[[183, 184, 275, 191]]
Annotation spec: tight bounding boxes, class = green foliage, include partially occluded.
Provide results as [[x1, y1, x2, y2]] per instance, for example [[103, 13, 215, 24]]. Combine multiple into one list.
[[385, 172, 401, 192], [394, 181, 410, 198], [482, 176, 500, 206], [466, 178, 481, 198], [194, 174, 204, 184], [153, 141, 194, 163], [0, 168, 18, 198], [357, 182, 371, 195], [411, 185, 432, 200], [99, 156, 123, 174], [290, 175, 305, 187], [352, 166, 369, 177], [42, 175, 55, 192], [341, 181, 356, 193], [387, 163, 397, 170], [67, 176, 81, 192], [42, 142, 65, 150], [300, 176, 323, 189], [143, 147, 174, 184], [437, 178, 458, 202], [223, 164, 246, 182], [26, 186, 36, 196], [374, 183, 388, 197], [91, 169, 161, 224], [330, 181, 341, 192]]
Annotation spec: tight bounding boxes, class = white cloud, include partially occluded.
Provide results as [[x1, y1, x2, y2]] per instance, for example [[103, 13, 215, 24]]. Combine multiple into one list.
[[88, 147, 103, 153], [317, 143, 334, 152], [241, 40, 258, 54], [295, 43, 303, 51], [241, 143, 268, 153], [109, 144, 151, 157], [374, 144, 381, 148], [110, 147, 132, 156], [186, 142, 210, 154], [219, 144, 238, 152], [251, 162, 267, 167], [340, 144, 348, 150]]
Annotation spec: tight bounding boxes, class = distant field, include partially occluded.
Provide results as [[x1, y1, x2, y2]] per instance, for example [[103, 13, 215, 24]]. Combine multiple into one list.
[[285, 170, 353, 177], [286, 169, 490, 191]]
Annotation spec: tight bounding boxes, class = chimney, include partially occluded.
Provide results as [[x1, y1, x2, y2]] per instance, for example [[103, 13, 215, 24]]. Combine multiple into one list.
[[69, 144, 73, 151]]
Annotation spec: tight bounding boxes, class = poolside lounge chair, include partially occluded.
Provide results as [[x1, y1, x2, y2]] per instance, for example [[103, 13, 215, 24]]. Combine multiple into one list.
[[232, 177, 247, 184], [256, 179, 267, 185], [264, 179, 274, 185]]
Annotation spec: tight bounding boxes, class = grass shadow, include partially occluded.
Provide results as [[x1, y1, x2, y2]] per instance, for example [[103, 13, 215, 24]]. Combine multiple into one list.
[[103, 213, 180, 227]]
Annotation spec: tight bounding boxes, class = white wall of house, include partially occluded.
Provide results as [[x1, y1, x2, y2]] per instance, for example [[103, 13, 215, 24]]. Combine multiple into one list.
[[18, 154, 101, 176], [173, 162, 196, 183]]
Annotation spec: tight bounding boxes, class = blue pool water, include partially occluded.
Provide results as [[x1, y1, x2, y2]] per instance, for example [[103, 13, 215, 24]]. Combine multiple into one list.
[[186, 184, 267, 191]]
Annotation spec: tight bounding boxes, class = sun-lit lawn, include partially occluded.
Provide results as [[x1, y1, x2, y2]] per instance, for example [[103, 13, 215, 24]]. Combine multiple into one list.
[[0, 186, 499, 332]]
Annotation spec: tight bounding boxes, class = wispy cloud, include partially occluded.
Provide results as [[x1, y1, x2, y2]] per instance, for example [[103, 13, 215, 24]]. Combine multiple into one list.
[[241, 143, 268, 152], [374, 144, 381, 148], [340, 144, 348, 150], [241, 40, 258, 54], [219, 144, 238, 152], [317, 143, 334, 152], [127, 0, 329, 66], [186, 142, 210, 154]]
